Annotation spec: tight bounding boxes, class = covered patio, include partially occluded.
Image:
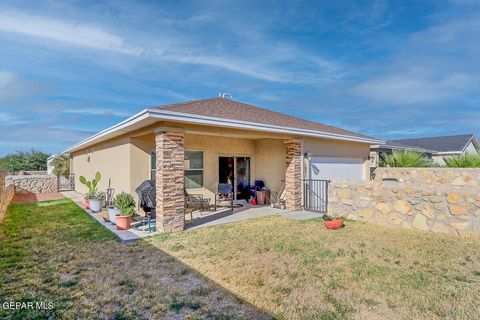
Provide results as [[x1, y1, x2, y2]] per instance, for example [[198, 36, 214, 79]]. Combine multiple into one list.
[[127, 122, 304, 233]]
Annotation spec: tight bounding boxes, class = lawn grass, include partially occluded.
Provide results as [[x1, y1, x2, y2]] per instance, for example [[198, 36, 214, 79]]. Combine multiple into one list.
[[147, 217, 480, 319], [0, 200, 264, 319], [1, 200, 479, 319]]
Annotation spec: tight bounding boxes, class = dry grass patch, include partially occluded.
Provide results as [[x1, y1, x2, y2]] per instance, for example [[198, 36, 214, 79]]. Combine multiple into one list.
[[2, 200, 479, 319], [0, 201, 266, 320], [147, 216, 480, 319]]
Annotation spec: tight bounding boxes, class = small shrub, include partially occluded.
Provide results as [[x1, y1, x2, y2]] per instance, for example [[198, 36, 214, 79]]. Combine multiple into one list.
[[380, 151, 432, 167], [51, 154, 70, 176], [444, 154, 480, 168], [114, 192, 136, 216]]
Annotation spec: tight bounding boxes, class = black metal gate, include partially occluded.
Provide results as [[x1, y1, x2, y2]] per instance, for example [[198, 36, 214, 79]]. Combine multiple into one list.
[[303, 179, 329, 213], [58, 174, 75, 191]]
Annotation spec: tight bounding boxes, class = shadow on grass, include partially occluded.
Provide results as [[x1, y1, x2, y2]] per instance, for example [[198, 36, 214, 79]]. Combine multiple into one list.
[[0, 199, 272, 320]]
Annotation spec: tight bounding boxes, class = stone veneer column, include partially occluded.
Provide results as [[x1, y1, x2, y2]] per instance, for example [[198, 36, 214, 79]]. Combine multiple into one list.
[[285, 139, 302, 211], [155, 127, 185, 232]]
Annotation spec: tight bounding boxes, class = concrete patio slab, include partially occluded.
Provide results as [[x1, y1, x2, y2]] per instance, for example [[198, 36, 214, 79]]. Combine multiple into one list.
[[186, 205, 321, 229], [12, 192, 65, 204], [62, 191, 322, 240], [62, 191, 160, 242]]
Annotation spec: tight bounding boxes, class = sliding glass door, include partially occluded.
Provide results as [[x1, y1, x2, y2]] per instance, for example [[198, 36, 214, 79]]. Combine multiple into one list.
[[218, 156, 251, 200]]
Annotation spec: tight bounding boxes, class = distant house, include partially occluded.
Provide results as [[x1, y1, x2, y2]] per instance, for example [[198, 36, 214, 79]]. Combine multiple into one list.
[[371, 134, 480, 166], [47, 154, 56, 175]]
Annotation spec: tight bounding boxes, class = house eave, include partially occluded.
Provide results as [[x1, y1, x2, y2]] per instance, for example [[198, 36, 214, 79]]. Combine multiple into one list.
[[432, 151, 463, 156], [371, 144, 434, 153], [62, 109, 383, 154], [147, 109, 383, 144]]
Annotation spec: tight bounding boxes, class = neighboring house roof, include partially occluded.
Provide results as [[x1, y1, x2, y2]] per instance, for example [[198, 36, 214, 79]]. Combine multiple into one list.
[[372, 140, 435, 154], [63, 97, 383, 154], [390, 134, 479, 154], [154, 98, 373, 140]]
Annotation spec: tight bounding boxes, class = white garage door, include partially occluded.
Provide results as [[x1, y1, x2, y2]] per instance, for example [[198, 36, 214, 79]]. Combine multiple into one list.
[[309, 157, 364, 180]]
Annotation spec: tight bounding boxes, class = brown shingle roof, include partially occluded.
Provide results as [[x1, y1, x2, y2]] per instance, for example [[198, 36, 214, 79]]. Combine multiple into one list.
[[153, 98, 373, 139]]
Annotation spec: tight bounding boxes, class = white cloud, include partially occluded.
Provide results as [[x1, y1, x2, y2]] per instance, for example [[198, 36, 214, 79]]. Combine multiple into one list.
[[0, 71, 16, 88], [0, 112, 26, 125], [63, 108, 130, 117], [0, 9, 341, 83], [353, 72, 471, 104], [383, 128, 430, 136], [0, 10, 140, 55], [351, 15, 480, 105]]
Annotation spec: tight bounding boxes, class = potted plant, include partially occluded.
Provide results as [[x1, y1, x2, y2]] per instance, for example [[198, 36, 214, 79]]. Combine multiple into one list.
[[107, 199, 120, 225], [322, 214, 344, 230], [114, 192, 136, 230], [87, 191, 106, 212], [79, 172, 103, 212]]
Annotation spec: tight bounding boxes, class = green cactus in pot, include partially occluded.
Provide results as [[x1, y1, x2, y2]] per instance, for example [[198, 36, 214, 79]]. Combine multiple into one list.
[[79, 172, 101, 193]]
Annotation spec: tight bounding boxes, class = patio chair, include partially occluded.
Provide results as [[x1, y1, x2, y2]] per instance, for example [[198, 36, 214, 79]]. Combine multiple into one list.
[[215, 183, 234, 211], [185, 190, 211, 214]]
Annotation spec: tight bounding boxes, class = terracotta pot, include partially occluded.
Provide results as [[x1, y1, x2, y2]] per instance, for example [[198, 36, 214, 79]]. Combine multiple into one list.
[[116, 215, 132, 230], [324, 218, 344, 230], [84, 198, 90, 210]]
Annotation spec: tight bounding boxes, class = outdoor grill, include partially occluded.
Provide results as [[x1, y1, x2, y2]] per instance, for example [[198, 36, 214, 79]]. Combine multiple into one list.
[[135, 180, 156, 216]]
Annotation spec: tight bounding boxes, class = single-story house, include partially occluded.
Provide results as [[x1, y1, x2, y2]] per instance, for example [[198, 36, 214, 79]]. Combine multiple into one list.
[[371, 134, 479, 166], [63, 97, 382, 232], [46, 154, 56, 175], [370, 141, 435, 168]]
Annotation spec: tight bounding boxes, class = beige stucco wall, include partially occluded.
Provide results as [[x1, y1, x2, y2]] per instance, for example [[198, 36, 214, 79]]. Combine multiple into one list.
[[303, 138, 370, 180], [184, 133, 257, 201], [70, 121, 372, 206], [255, 139, 286, 193], [130, 134, 154, 196], [71, 136, 132, 196]]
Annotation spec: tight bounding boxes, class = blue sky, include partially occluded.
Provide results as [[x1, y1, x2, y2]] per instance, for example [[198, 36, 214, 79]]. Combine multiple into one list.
[[1, 0, 480, 156]]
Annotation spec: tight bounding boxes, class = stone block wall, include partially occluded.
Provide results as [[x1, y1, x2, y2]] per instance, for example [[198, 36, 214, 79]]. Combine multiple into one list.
[[6, 174, 58, 194], [285, 139, 302, 211], [373, 167, 480, 187], [155, 128, 185, 233], [328, 180, 480, 236], [0, 170, 5, 188], [16, 170, 48, 175], [0, 170, 14, 221]]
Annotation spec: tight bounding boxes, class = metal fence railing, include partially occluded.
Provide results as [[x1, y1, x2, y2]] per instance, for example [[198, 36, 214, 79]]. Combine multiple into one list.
[[58, 174, 75, 191], [303, 179, 329, 213]]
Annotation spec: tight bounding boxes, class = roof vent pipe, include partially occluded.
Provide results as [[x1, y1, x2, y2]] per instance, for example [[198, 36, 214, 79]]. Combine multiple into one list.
[[218, 92, 232, 99]]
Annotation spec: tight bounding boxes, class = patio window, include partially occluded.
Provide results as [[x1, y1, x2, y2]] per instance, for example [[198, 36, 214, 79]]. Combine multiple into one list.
[[185, 150, 204, 189]]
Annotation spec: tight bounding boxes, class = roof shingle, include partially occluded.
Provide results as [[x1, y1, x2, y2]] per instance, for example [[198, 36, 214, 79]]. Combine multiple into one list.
[[391, 134, 474, 153], [153, 98, 373, 139]]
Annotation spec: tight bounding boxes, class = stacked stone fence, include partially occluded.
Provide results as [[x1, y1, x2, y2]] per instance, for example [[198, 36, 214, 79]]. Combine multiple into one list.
[[373, 167, 480, 187], [6, 174, 58, 194], [328, 180, 480, 236], [0, 170, 14, 221], [15, 170, 48, 175]]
